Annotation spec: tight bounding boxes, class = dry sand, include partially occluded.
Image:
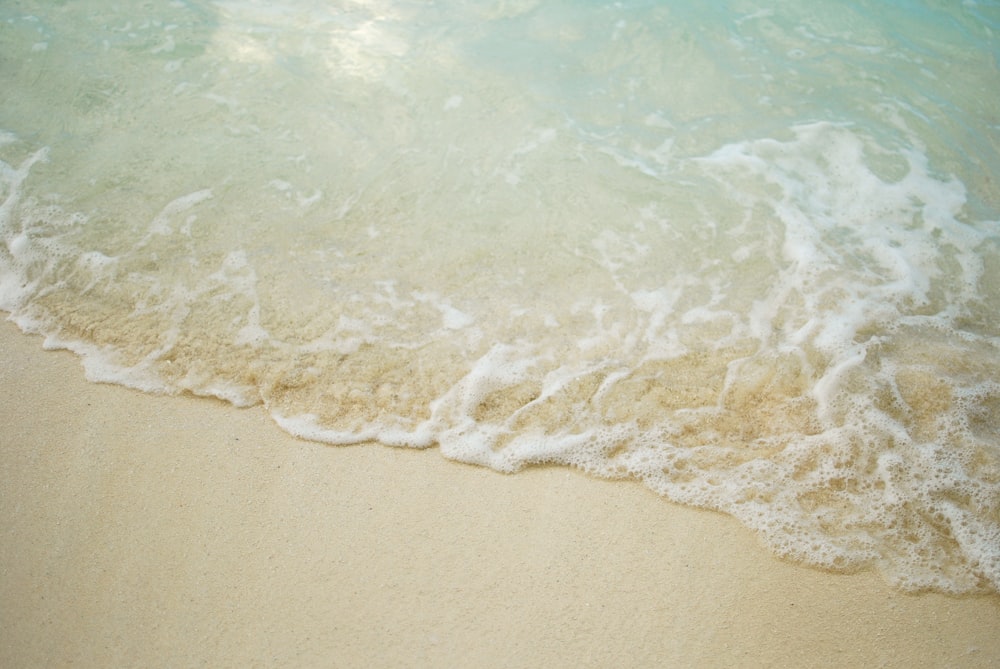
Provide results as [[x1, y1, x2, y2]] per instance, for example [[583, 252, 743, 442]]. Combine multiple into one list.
[[1, 319, 998, 668]]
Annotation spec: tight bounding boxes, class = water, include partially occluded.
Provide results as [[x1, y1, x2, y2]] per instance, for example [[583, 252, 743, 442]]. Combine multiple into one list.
[[2, 0, 998, 594]]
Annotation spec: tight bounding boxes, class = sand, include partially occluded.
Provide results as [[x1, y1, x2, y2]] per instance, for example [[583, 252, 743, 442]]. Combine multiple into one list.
[[1, 318, 998, 668]]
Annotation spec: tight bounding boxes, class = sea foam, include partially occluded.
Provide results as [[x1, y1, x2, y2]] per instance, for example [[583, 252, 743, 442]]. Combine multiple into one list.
[[1, 0, 998, 594]]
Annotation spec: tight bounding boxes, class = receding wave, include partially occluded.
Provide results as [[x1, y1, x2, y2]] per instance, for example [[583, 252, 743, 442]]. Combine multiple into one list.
[[1, 0, 998, 593]]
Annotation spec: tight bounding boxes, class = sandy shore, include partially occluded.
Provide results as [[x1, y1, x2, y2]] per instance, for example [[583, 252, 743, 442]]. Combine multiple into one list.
[[1, 319, 997, 668]]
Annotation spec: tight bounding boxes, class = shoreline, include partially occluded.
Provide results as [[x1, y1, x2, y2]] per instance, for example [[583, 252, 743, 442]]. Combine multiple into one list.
[[2, 318, 998, 667]]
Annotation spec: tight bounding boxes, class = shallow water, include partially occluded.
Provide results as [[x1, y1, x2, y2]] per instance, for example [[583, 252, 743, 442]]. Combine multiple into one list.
[[2, 0, 999, 593]]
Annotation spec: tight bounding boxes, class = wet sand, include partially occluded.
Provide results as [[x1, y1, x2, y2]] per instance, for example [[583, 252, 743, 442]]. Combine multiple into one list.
[[2, 319, 998, 668]]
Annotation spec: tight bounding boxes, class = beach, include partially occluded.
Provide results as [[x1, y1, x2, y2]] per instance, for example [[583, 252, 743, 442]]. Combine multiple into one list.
[[2, 319, 998, 667], [3, 1, 1000, 665]]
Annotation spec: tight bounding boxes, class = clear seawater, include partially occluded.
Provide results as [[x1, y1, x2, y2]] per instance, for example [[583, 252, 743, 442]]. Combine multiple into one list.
[[2, 0, 998, 593]]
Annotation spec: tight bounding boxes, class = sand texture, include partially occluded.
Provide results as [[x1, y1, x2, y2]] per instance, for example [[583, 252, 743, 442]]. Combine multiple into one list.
[[2, 320, 998, 668]]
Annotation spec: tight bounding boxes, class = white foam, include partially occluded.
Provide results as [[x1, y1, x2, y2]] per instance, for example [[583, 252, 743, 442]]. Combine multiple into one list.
[[2, 0, 998, 595], [412, 291, 474, 331], [273, 411, 436, 448], [145, 189, 213, 237]]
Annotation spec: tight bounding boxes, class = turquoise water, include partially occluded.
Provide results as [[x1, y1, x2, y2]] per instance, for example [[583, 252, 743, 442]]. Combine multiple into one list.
[[2, 0, 998, 593]]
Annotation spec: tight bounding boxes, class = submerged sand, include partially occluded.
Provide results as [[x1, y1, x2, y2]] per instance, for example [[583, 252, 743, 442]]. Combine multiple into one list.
[[1, 319, 998, 668]]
